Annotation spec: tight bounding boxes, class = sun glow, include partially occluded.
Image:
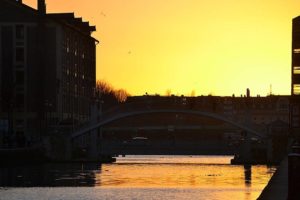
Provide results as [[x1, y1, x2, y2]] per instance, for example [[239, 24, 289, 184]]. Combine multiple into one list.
[[24, 0, 300, 96]]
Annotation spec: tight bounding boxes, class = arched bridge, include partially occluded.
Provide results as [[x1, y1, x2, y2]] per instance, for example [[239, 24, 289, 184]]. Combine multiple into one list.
[[71, 109, 266, 139]]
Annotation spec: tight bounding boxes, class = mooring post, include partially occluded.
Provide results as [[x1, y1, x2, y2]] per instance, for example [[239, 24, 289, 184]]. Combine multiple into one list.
[[241, 131, 252, 163]]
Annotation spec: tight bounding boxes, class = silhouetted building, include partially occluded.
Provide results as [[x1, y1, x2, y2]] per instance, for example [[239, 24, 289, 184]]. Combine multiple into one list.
[[125, 95, 290, 127], [291, 16, 300, 135], [292, 17, 300, 96], [0, 0, 97, 145]]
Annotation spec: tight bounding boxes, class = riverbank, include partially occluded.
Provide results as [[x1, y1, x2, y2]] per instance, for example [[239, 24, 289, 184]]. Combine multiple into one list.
[[257, 157, 288, 200]]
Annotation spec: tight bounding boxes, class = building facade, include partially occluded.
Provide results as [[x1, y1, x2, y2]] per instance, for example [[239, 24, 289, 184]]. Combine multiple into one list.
[[0, 0, 97, 145], [291, 16, 300, 136]]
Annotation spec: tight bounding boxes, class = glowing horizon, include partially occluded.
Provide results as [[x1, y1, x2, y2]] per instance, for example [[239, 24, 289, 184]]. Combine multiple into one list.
[[24, 0, 300, 96]]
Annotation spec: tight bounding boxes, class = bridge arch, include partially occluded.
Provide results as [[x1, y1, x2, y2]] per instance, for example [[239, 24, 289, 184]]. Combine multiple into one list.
[[71, 109, 266, 139]]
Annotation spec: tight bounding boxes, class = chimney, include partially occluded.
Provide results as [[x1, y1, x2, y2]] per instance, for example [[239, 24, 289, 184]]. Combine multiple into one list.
[[246, 88, 250, 98], [38, 0, 46, 14]]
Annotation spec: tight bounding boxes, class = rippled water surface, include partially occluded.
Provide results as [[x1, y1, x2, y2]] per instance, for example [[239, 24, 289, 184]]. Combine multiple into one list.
[[0, 155, 276, 200]]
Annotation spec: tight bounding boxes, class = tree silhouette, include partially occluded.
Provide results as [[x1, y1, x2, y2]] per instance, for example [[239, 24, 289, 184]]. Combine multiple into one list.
[[165, 89, 172, 96], [95, 80, 130, 110]]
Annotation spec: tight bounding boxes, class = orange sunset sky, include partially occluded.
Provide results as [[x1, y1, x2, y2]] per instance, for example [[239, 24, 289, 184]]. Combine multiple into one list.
[[24, 0, 300, 96]]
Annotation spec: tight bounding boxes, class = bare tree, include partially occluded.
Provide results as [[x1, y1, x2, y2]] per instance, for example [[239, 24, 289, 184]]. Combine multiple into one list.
[[95, 80, 130, 104], [115, 89, 130, 102], [165, 89, 172, 96], [96, 80, 114, 95]]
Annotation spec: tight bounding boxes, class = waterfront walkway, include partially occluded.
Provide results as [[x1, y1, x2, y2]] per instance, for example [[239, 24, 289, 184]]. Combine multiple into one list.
[[257, 157, 288, 200]]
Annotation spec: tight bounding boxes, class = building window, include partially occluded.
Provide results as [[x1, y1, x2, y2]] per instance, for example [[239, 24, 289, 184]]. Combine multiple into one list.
[[16, 41, 24, 46], [16, 25, 24, 40], [293, 48, 300, 53], [16, 71, 24, 85], [294, 66, 300, 74], [16, 119, 24, 127], [15, 64, 24, 69], [293, 84, 300, 95], [16, 86, 24, 92], [16, 47, 24, 62], [16, 93, 24, 111], [75, 84, 77, 95]]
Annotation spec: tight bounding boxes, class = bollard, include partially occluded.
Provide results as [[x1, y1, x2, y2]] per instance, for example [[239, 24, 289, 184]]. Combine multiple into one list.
[[288, 153, 300, 200]]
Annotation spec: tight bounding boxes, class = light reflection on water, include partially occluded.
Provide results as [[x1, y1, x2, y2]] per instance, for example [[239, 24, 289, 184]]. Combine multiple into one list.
[[97, 155, 275, 189], [0, 155, 276, 200]]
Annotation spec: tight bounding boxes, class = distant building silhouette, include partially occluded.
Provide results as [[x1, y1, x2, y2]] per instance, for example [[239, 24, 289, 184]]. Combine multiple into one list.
[[125, 95, 290, 126], [0, 0, 97, 145]]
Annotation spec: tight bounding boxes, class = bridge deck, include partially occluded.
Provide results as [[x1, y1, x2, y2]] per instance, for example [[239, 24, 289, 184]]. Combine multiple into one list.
[[72, 109, 266, 139], [101, 125, 238, 131]]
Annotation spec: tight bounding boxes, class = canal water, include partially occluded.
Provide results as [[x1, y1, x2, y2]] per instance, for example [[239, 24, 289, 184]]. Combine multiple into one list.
[[0, 155, 276, 200]]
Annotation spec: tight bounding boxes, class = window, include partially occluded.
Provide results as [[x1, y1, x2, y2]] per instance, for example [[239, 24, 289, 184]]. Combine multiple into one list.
[[16, 41, 24, 46], [75, 84, 77, 95], [16, 71, 24, 85], [293, 66, 300, 74], [15, 64, 24, 69], [294, 48, 300, 53], [16, 119, 24, 127], [16, 47, 24, 62], [16, 93, 24, 111], [16, 25, 24, 40], [293, 84, 300, 95], [16, 87, 24, 92]]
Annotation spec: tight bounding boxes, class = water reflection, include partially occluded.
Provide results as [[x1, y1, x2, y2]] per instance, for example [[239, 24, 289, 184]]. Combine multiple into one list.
[[244, 165, 252, 186], [97, 156, 275, 189], [0, 156, 276, 189], [0, 163, 101, 187]]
